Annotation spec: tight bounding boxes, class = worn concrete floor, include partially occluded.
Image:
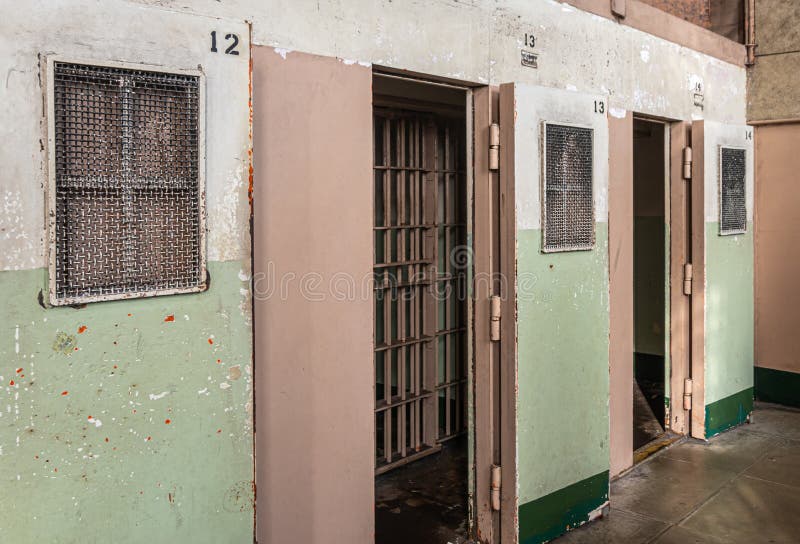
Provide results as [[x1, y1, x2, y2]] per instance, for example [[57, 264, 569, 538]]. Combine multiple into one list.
[[554, 402, 800, 543], [634, 380, 665, 450], [375, 436, 469, 544]]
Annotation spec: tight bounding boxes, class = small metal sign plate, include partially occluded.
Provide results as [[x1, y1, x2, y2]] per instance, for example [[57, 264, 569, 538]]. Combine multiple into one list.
[[521, 50, 538, 69]]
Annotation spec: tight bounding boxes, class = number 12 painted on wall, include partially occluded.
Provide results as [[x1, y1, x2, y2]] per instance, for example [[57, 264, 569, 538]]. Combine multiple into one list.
[[210, 31, 240, 55]]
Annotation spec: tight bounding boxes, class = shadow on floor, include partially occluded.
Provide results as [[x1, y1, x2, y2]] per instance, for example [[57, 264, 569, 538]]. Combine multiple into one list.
[[553, 402, 800, 543], [375, 436, 469, 544], [634, 353, 666, 450], [634, 380, 665, 450]]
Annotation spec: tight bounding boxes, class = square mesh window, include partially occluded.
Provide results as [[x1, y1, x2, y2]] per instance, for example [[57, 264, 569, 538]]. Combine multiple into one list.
[[719, 146, 747, 235], [542, 123, 595, 252], [49, 61, 204, 305]]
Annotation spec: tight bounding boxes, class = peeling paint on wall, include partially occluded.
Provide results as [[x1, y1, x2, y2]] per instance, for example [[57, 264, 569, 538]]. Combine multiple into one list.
[[0, 2, 253, 542], [0, 0, 750, 541], [0, 263, 254, 542]]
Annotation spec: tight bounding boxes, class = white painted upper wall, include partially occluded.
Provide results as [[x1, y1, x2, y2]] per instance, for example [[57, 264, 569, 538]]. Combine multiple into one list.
[[0, 0, 251, 271], [513, 84, 609, 230], [0, 0, 747, 270], [702, 121, 755, 223], [122, 0, 745, 124]]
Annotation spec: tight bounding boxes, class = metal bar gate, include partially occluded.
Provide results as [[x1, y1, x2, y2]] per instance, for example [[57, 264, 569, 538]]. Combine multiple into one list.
[[374, 107, 467, 474]]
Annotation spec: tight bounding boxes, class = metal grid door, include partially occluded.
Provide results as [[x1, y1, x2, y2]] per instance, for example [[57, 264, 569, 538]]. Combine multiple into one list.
[[373, 108, 467, 474]]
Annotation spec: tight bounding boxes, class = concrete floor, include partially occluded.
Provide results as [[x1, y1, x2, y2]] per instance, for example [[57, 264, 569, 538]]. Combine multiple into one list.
[[634, 380, 665, 450], [555, 402, 800, 543]]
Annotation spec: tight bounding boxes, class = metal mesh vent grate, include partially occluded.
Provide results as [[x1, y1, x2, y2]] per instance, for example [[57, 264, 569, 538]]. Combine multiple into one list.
[[719, 146, 747, 235], [51, 61, 203, 303], [542, 123, 594, 252]]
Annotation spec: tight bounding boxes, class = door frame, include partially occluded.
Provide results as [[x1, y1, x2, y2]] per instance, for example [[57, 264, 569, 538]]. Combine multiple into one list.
[[608, 115, 693, 477], [472, 85, 497, 542], [371, 71, 504, 542], [473, 84, 517, 543], [497, 85, 518, 542], [669, 120, 693, 437]]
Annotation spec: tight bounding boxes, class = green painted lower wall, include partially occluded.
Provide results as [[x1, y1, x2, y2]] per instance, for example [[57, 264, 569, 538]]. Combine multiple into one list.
[[518, 471, 609, 544], [755, 367, 800, 408], [0, 262, 253, 543], [704, 222, 754, 409], [705, 387, 753, 438], [516, 225, 609, 511]]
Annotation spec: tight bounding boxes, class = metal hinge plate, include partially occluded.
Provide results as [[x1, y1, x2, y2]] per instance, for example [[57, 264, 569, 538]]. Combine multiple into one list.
[[491, 464, 501, 511], [489, 123, 500, 171], [490, 295, 501, 342], [683, 146, 692, 180], [683, 263, 693, 296], [683, 378, 693, 411]]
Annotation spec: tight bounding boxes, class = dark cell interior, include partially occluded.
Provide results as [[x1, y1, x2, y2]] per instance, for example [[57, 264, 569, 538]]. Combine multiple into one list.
[[633, 119, 667, 451]]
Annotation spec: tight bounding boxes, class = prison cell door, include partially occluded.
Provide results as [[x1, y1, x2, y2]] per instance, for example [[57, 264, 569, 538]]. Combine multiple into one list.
[[373, 109, 468, 474], [668, 121, 692, 438], [497, 82, 610, 544], [253, 48, 374, 544], [687, 120, 754, 439]]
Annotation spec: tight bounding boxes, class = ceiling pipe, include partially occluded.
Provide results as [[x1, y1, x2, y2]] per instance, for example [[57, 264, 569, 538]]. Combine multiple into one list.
[[745, 0, 756, 65]]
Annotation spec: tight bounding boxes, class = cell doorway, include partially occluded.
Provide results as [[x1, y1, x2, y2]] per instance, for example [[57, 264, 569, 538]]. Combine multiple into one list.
[[372, 73, 471, 544], [632, 118, 670, 452]]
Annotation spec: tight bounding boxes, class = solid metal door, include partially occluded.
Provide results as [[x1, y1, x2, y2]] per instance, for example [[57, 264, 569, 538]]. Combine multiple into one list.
[[689, 120, 754, 439], [498, 82, 610, 544]]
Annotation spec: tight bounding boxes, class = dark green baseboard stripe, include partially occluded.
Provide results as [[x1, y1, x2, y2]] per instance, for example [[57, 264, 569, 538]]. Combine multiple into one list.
[[755, 367, 800, 408], [705, 387, 753, 438], [518, 471, 609, 544]]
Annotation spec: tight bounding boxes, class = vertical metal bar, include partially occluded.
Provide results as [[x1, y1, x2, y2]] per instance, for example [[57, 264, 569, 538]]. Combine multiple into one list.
[[385, 407, 393, 464], [382, 117, 392, 465], [417, 119, 424, 452], [383, 132, 392, 409], [398, 119, 407, 458], [422, 118, 438, 447], [453, 122, 463, 436], [411, 119, 424, 451], [444, 124, 452, 439]]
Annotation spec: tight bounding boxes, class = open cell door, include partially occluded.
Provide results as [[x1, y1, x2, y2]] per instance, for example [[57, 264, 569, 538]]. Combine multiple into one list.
[[253, 48, 374, 544], [688, 121, 755, 439], [497, 83, 610, 544]]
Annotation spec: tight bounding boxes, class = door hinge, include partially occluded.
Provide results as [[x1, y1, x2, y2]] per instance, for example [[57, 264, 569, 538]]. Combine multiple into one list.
[[683, 263, 693, 296], [490, 295, 501, 342], [683, 146, 692, 180], [490, 464, 501, 511], [489, 123, 500, 171], [683, 378, 693, 411]]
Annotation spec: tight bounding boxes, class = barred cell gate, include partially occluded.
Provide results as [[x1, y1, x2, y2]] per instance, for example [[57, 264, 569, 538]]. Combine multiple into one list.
[[373, 107, 467, 474]]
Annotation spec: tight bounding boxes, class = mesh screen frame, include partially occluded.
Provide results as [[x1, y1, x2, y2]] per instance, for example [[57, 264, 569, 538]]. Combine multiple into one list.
[[45, 57, 207, 306], [540, 121, 596, 253], [718, 145, 747, 236]]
